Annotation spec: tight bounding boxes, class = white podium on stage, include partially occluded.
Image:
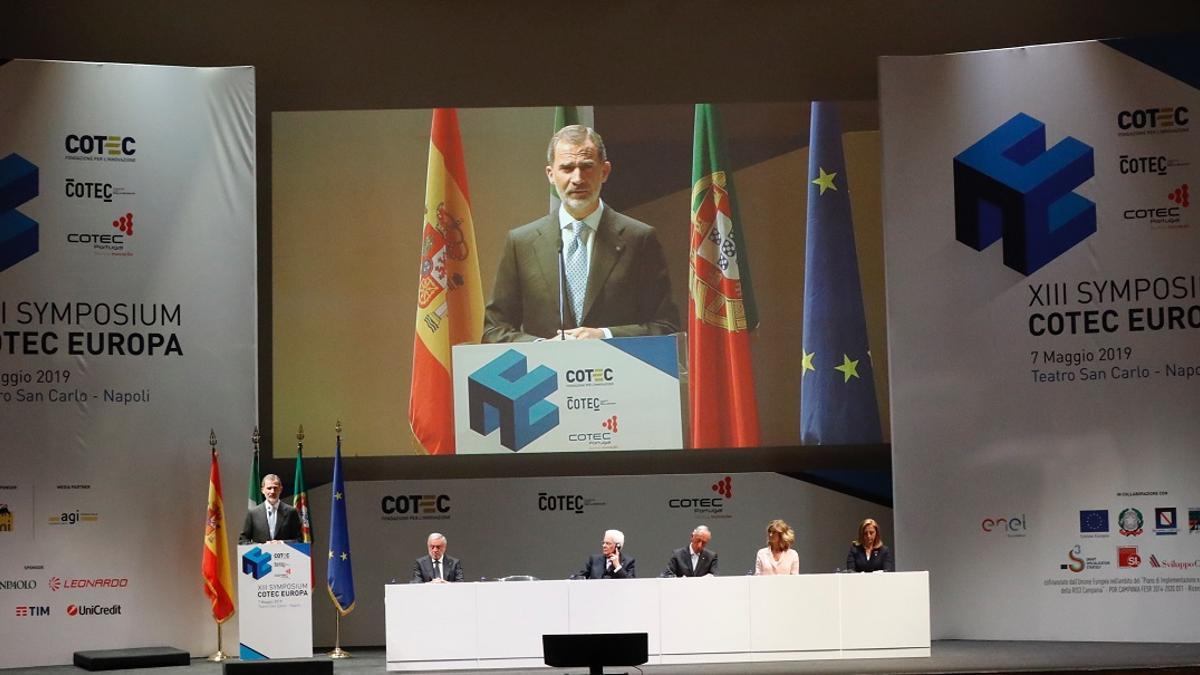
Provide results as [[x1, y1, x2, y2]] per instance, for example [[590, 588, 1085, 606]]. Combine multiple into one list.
[[236, 543, 313, 660]]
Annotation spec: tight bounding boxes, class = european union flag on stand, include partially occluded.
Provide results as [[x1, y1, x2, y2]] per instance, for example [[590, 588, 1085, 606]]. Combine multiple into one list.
[[327, 434, 355, 615], [800, 101, 882, 446]]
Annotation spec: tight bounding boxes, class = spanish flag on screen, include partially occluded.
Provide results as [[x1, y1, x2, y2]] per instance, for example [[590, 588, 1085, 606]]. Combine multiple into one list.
[[409, 108, 483, 455], [202, 446, 235, 623]]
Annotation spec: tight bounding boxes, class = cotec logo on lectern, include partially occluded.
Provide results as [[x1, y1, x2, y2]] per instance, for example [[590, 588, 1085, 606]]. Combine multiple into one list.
[[467, 350, 559, 451]]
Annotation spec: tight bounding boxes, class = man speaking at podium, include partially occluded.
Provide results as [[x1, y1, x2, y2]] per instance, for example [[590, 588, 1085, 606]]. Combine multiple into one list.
[[239, 474, 302, 544], [482, 125, 679, 343]]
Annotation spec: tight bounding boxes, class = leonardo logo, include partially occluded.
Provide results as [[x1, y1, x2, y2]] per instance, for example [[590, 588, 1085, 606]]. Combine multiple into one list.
[[49, 576, 129, 591], [468, 349, 558, 451], [0, 153, 40, 273], [953, 113, 1095, 275]]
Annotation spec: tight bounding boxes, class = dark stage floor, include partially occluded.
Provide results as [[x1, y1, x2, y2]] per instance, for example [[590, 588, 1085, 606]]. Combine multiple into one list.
[[7, 640, 1200, 674]]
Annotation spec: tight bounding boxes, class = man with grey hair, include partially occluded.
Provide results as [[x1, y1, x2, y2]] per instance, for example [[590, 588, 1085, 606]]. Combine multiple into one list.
[[482, 124, 679, 343], [411, 532, 464, 583], [661, 525, 719, 577], [575, 528, 636, 579]]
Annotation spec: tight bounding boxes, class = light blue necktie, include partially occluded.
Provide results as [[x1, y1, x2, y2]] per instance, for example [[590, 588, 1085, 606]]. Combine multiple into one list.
[[565, 221, 589, 325]]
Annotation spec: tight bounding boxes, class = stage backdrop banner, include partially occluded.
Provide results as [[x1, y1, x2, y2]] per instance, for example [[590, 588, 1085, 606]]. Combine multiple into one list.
[[881, 36, 1199, 641], [0, 60, 256, 667], [303, 471, 892, 647]]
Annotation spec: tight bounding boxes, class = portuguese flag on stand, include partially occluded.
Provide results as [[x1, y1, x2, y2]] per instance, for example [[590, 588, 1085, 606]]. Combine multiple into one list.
[[409, 108, 483, 454], [688, 103, 761, 448]]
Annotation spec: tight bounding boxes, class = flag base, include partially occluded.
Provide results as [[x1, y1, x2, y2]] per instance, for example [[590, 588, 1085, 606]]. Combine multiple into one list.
[[327, 647, 351, 659]]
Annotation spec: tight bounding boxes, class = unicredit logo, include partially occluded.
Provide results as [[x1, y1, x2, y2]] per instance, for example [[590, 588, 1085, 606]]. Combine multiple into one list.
[[67, 603, 122, 617]]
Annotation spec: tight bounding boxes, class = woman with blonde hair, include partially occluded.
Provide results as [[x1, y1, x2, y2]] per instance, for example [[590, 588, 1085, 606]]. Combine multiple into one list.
[[845, 518, 895, 572], [754, 519, 799, 575]]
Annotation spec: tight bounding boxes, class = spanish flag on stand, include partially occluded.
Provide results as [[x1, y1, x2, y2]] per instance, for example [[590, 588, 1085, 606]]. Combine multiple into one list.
[[409, 108, 483, 455], [202, 441, 235, 624]]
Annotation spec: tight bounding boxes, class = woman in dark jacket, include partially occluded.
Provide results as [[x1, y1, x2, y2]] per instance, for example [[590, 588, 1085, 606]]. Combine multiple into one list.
[[845, 518, 895, 572]]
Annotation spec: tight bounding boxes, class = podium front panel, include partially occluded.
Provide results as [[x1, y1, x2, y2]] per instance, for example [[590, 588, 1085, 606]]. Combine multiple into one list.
[[453, 336, 682, 454], [236, 543, 313, 659]]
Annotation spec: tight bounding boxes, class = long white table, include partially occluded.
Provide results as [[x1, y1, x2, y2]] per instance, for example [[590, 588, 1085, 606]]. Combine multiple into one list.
[[385, 572, 930, 670]]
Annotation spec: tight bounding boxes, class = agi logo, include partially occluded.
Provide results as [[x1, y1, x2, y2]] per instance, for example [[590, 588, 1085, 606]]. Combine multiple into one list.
[[468, 350, 558, 451], [241, 546, 272, 580], [0, 153, 40, 273], [953, 113, 1095, 275]]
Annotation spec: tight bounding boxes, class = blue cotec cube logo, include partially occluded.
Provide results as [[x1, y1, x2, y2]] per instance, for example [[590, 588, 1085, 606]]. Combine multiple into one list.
[[953, 113, 1095, 275]]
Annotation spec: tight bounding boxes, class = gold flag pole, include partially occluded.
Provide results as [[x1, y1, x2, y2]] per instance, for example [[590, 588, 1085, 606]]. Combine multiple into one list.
[[328, 420, 351, 660], [207, 430, 231, 662], [329, 610, 349, 659], [209, 620, 229, 662]]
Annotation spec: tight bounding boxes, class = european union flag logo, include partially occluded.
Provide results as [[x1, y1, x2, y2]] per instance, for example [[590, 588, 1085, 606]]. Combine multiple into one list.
[[1079, 509, 1108, 533]]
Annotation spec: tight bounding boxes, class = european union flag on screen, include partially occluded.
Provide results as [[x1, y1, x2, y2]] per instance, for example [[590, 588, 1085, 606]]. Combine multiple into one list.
[[1080, 509, 1109, 533], [326, 435, 355, 615], [800, 101, 882, 445]]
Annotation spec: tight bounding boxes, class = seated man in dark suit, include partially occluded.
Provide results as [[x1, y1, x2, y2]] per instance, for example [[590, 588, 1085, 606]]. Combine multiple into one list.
[[575, 529, 636, 579], [239, 474, 302, 544], [661, 525, 718, 577], [411, 532, 464, 583], [482, 125, 679, 343]]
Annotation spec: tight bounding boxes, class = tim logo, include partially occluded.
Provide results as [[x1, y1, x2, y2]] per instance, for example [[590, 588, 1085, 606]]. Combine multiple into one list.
[[953, 113, 1095, 275], [468, 350, 558, 451], [241, 546, 272, 580], [712, 476, 732, 498], [0, 153, 40, 273], [15, 605, 49, 617]]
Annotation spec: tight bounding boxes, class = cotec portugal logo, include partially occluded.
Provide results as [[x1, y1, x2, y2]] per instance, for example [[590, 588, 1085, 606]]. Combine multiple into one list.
[[953, 113, 1095, 275]]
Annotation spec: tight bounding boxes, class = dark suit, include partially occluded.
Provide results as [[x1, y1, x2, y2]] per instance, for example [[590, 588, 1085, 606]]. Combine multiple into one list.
[[411, 555, 464, 583], [239, 501, 302, 544], [482, 207, 680, 342], [845, 544, 895, 572], [576, 553, 636, 579], [661, 546, 718, 577]]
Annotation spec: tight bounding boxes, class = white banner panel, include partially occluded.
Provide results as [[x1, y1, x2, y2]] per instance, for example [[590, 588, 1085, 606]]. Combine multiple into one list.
[[305, 472, 893, 647], [453, 336, 682, 453], [881, 37, 1199, 640], [0, 60, 256, 667], [236, 543, 313, 660]]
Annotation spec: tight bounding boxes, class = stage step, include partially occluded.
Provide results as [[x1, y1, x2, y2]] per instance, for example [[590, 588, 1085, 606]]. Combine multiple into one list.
[[73, 646, 190, 671]]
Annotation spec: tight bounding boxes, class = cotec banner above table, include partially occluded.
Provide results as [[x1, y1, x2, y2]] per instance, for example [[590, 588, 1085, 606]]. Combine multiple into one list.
[[881, 36, 1199, 641]]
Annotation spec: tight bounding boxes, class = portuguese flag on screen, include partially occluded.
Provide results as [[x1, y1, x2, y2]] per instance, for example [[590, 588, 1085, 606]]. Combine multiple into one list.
[[409, 108, 483, 455], [688, 103, 761, 449]]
